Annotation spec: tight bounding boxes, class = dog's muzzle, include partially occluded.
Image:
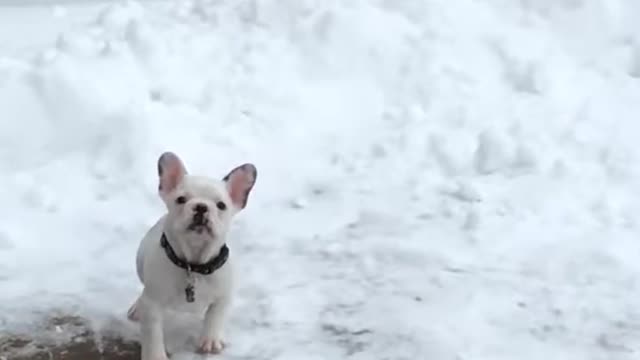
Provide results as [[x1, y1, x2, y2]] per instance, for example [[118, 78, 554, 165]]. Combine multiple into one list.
[[187, 202, 213, 234], [192, 212, 206, 225]]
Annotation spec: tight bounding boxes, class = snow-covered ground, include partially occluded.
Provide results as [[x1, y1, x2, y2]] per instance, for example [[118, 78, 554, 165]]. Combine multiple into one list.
[[1, 0, 640, 359]]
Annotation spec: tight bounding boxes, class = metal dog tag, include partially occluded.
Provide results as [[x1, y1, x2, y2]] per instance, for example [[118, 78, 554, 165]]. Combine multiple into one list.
[[185, 266, 195, 303], [185, 284, 195, 303]]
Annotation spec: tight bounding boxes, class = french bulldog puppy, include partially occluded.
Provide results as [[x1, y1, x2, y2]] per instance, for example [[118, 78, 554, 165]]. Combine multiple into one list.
[[127, 151, 257, 360]]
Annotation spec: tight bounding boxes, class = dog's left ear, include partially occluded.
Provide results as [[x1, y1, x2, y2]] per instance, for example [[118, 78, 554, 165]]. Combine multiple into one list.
[[223, 163, 257, 210]]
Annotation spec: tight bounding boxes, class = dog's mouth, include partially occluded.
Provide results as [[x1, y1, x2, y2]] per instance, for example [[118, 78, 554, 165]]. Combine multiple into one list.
[[187, 215, 213, 235]]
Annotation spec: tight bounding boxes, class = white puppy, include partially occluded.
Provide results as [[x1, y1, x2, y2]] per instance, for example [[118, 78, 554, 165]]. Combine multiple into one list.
[[127, 151, 257, 360]]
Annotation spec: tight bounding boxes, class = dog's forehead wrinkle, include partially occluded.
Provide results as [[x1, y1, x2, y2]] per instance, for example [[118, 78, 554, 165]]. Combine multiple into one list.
[[183, 175, 227, 199]]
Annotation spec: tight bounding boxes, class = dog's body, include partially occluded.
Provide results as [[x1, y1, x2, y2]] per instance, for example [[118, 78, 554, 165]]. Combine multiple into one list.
[[133, 214, 234, 312], [128, 152, 257, 360]]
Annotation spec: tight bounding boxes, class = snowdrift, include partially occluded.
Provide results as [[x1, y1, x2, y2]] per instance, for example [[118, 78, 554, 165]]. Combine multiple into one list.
[[0, 0, 639, 359]]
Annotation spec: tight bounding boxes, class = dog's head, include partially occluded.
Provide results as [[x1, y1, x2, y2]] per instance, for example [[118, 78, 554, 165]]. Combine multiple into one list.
[[156, 152, 257, 257]]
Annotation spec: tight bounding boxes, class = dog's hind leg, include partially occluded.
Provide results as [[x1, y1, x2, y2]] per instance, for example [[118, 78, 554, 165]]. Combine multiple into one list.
[[128, 233, 147, 322], [127, 294, 142, 322]]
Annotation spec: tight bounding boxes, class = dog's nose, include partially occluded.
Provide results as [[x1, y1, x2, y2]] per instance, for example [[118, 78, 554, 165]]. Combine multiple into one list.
[[194, 203, 208, 214]]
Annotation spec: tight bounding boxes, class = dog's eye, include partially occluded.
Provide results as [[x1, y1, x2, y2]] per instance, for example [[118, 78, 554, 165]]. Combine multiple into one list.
[[175, 196, 187, 205], [216, 201, 227, 211]]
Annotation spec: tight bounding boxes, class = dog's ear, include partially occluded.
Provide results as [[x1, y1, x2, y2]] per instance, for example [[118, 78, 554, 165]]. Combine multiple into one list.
[[223, 163, 257, 210], [157, 152, 187, 196]]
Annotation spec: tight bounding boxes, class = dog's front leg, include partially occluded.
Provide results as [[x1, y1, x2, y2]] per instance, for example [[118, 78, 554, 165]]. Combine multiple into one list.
[[197, 296, 230, 354], [140, 297, 168, 360]]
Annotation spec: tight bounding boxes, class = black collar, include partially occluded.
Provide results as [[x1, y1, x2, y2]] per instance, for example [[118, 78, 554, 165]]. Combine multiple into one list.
[[160, 233, 229, 275]]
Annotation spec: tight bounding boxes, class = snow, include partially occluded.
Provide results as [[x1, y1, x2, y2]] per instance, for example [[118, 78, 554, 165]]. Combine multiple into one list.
[[1, 0, 640, 359]]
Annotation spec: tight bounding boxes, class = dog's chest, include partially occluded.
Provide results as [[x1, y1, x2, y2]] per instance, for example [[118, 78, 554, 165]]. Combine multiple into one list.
[[167, 270, 230, 310]]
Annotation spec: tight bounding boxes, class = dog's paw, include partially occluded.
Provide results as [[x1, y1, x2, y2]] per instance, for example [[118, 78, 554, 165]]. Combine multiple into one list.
[[197, 337, 225, 354]]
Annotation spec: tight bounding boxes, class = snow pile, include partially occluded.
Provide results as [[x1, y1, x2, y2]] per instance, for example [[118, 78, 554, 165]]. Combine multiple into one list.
[[0, 0, 639, 359]]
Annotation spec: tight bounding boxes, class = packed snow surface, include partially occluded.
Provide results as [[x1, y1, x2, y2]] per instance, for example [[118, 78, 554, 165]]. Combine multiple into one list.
[[1, 0, 640, 359]]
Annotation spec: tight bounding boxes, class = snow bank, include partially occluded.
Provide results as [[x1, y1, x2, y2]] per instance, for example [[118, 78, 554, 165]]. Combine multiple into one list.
[[0, 0, 639, 359]]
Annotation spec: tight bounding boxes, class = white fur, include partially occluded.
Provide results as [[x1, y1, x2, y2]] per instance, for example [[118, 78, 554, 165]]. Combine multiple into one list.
[[128, 153, 256, 360]]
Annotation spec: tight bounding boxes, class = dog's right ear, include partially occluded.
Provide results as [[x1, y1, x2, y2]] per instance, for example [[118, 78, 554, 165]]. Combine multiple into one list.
[[157, 152, 187, 197]]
